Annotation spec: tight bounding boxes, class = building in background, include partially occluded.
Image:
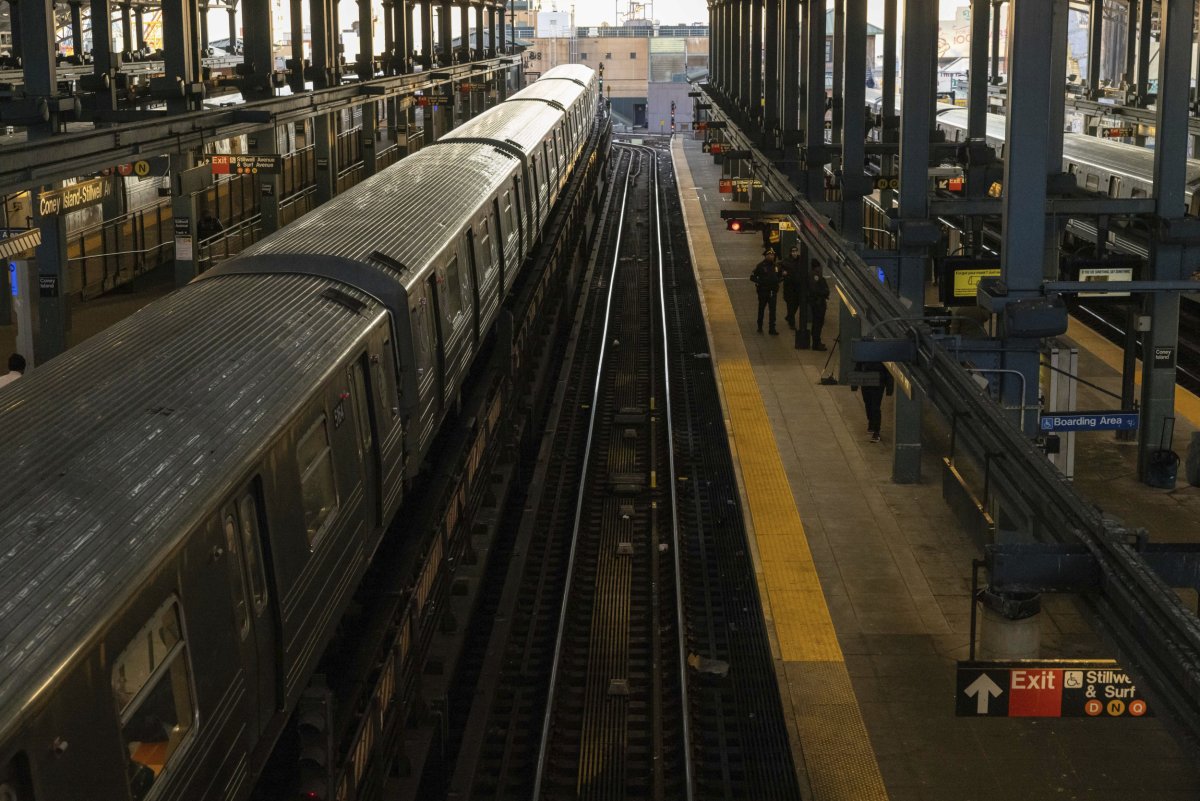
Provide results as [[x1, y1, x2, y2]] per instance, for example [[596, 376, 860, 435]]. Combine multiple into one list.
[[525, 19, 708, 130]]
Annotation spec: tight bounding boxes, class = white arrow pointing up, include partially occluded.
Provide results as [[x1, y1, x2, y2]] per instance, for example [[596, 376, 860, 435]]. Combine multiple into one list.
[[964, 673, 1004, 714]]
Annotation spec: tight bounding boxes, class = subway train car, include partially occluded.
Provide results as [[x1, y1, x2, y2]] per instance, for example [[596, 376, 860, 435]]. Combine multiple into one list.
[[0, 64, 598, 801], [934, 106, 1200, 215]]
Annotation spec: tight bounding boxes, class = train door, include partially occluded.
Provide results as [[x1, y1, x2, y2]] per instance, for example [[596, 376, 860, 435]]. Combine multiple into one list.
[[349, 355, 380, 524], [222, 480, 278, 735], [491, 206, 506, 296], [462, 230, 481, 345], [426, 273, 448, 411]]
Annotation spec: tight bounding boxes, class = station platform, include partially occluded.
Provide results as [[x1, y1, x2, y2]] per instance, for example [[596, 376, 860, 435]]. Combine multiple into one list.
[[672, 134, 1200, 801]]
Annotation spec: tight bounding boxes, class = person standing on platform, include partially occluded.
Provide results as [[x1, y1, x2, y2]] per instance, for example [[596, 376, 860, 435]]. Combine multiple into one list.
[[781, 245, 809, 341], [750, 249, 782, 335], [808, 259, 830, 350], [0, 353, 26, 389], [852, 361, 894, 443]]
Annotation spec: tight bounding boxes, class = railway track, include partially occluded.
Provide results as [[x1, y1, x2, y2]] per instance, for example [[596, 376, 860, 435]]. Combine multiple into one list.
[[446, 139, 801, 801]]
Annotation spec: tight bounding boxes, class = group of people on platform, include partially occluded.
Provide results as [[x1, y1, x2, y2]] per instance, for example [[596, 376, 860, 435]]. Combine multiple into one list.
[[748, 245, 828, 349], [749, 245, 893, 443]]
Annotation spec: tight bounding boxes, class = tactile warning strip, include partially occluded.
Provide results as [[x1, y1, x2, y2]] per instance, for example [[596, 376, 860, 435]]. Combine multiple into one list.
[[672, 137, 889, 801]]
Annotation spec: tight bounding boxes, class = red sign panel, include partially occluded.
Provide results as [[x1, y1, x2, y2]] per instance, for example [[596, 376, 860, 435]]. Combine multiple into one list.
[[718, 178, 733, 193], [956, 661, 1151, 718]]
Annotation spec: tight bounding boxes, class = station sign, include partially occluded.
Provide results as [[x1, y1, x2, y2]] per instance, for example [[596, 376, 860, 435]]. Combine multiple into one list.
[[417, 94, 453, 107], [938, 256, 1001, 306], [1039, 411, 1139, 432], [707, 143, 723, 155], [210, 154, 282, 175], [718, 178, 763, 193], [957, 660, 1150, 718], [37, 177, 113, 216], [459, 82, 486, 92], [936, 176, 965, 193], [1076, 264, 1135, 298], [1101, 126, 1136, 138], [695, 121, 708, 131]]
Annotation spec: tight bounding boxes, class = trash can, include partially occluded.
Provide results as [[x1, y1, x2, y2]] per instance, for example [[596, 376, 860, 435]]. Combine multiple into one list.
[[1146, 449, 1180, 490]]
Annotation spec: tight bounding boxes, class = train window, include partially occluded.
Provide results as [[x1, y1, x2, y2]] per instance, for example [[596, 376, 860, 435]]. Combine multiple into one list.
[[1108, 176, 1121, 198], [1131, 187, 1148, 198], [1085, 173, 1100, 191], [412, 297, 435, 377], [376, 338, 400, 419], [481, 217, 500, 271], [238, 492, 269, 613], [349, 361, 372, 456], [223, 513, 251, 638], [443, 255, 464, 321], [297, 413, 339, 545], [503, 190, 516, 238], [111, 598, 195, 800]]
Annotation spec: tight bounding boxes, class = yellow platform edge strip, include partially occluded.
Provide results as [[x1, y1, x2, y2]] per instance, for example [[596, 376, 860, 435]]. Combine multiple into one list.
[[1066, 318, 1200, 429], [671, 138, 889, 801]]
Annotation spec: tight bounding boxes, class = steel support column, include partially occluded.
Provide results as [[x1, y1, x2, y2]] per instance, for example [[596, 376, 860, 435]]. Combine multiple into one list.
[[226, 6, 237, 49], [840, 0, 866, 238], [475, 4, 484, 60], [135, 5, 145, 48], [90, 0, 118, 112], [289, 0, 306, 91], [421, 0, 433, 66], [119, 3, 131, 51], [895, 0, 936, 482], [440, 0, 452, 65], [23, 0, 67, 363], [750, 0, 763, 127], [244, 0, 275, 98], [831, 0, 844, 149], [311, 0, 336, 87], [734, 0, 744, 113], [1124, 0, 1137, 85], [9, 1, 21, 61], [488, 4, 496, 56], [968, 0, 989, 137], [709, 0, 720, 90], [1044, 0, 1068, 277], [252, 128, 281, 234], [162, 0, 202, 112], [1087, 0, 1104, 97], [199, 4, 210, 50], [359, 0, 378, 175], [880, 0, 896, 208], [313, 115, 337, 204], [803, 0, 826, 196], [1140, 0, 1195, 479], [763, 0, 779, 135], [69, 2, 84, 62], [1135, 0, 1151, 101], [779, 0, 799, 151], [1000, 0, 1054, 437], [171, 152, 198, 287], [989, 0, 1001, 83]]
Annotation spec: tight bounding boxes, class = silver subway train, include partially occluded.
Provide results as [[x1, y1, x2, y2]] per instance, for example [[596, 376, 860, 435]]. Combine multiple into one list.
[[0, 64, 598, 801]]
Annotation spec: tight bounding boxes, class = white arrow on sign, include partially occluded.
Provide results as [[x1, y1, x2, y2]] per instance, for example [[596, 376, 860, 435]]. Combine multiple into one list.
[[964, 673, 1003, 713]]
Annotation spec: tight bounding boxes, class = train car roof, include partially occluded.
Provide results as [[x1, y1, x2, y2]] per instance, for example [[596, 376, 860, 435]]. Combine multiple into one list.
[[937, 106, 1200, 189], [0, 273, 384, 731], [442, 99, 574, 156], [236, 140, 519, 285]]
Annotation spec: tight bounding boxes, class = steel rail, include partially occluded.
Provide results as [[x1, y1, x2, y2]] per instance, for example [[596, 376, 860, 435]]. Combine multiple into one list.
[[637, 141, 696, 801], [701, 85, 1200, 740], [531, 147, 635, 799]]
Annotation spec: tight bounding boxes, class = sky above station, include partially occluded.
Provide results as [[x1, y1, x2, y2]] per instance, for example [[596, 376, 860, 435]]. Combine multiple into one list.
[[571, 0, 971, 29]]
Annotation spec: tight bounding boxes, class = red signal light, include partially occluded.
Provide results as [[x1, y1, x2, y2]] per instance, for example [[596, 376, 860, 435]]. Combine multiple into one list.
[[729, 219, 743, 232]]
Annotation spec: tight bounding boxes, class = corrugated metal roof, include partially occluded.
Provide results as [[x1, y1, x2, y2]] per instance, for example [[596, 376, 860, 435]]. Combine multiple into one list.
[[442, 101, 567, 154], [0, 272, 383, 731], [238, 141, 519, 283]]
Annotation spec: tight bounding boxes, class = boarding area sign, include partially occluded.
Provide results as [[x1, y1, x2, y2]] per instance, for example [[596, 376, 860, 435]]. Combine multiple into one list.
[[956, 660, 1151, 718], [1039, 411, 1139, 432]]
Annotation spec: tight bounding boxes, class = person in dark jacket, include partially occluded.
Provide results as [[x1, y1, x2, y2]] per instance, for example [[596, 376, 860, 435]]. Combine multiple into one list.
[[781, 245, 809, 340], [851, 361, 895, 443], [750, 249, 782, 334], [808, 259, 830, 350]]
